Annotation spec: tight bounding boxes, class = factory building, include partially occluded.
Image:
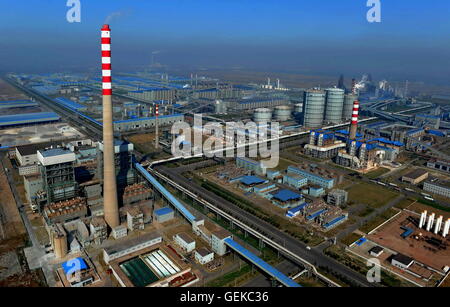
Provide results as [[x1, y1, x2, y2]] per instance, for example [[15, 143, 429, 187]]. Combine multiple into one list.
[[236, 157, 267, 176], [423, 178, 450, 198], [302, 89, 326, 128], [233, 97, 289, 110], [391, 254, 414, 270], [37, 148, 77, 206], [326, 189, 348, 207], [54, 97, 87, 112], [211, 229, 232, 256], [427, 158, 450, 174], [413, 114, 440, 129], [23, 175, 43, 208], [269, 189, 305, 209], [128, 88, 176, 102], [89, 217, 108, 245], [283, 173, 308, 189], [174, 233, 196, 253], [0, 112, 60, 128], [195, 248, 214, 265], [324, 88, 345, 124], [103, 232, 163, 264], [287, 165, 336, 189], [97, 140, 135, 189], [43, 197, 88, 224], [113, 114, 184, 132], [304, 130, 346, 159], [154, 207, 175, 223], [402, 169, 429, 185], [125, 206, 145, 231], [0, 100, 38, 109]]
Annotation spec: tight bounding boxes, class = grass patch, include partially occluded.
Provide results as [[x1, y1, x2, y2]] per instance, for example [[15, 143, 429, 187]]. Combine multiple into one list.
[[359, 208, 398, 234], [417, 198, 450, 213], [340, 232, 361, 246], [364, 167, 390, 179], [347, 182, 399, 208], [395, 198, 415, 210]]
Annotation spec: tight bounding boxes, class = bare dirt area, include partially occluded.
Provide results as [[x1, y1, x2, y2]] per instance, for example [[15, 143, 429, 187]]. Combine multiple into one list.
[[0, 123, 85, 147], [368, 211, 450, 271], [0, 79, 28, 101], [0, 168, 26, 240]]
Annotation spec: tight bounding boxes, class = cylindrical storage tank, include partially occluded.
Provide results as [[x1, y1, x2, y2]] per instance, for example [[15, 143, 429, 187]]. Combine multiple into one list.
[[303, 89, 326, 128], [293, 103, 303, 113], [324, 88, 345, 124], [253, 108, 272, 123], [274, 105, 292, 121], [343, 93, 357, 120]]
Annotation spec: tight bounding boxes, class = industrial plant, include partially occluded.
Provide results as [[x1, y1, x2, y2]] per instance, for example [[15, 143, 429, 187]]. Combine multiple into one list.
[[0, 1, 449, 292]]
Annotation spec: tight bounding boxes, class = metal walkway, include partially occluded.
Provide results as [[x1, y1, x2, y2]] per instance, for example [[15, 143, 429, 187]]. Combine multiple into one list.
[[134, 162, 196, 223], [224, 238, 301, 287]]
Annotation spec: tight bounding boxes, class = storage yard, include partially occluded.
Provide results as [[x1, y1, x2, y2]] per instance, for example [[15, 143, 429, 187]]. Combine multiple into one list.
[[367, 210, 450, 272], [0, 123, 85, 147]]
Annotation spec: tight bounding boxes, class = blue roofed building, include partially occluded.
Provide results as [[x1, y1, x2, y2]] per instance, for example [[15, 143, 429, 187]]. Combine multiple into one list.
[[54, 97, 87, 111], [270, 189, 304, 208], [0, 112, 60, 128], [283, 172, 308, 189], [287, 165, 336, 189], [238, 175, 268, 192], [154, 207, 175, 223]]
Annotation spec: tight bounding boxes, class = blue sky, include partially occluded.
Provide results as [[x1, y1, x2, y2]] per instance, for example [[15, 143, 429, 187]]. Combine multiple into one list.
[[0, 0, 449, 82]]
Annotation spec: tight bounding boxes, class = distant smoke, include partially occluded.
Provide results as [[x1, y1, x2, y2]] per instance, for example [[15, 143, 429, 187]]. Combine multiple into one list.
[[104, 10, 132, 24]]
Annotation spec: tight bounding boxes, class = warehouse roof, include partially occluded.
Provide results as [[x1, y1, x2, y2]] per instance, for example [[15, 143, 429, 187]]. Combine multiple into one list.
[[54, 97, 86, 110], [113, 113, 183, 124], [196, 247, 213, 257], [16, 141, 62, 156], [369, 246, 384, 254], [403, 169, 428, 180], [154, 207, 174, 216], [240, 175, 266, 186], [0, 112, 60, 126], [176, 232, 195, 244], [392, 253, 414, 266], [272, 189, 303, 202]]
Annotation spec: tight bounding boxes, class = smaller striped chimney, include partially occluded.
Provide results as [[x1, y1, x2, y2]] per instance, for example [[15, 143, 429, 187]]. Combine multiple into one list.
[[349, 100, 359, 140]]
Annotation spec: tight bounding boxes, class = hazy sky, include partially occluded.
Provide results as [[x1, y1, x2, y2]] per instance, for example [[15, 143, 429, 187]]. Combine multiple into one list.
[[0, 0, 449, 83]]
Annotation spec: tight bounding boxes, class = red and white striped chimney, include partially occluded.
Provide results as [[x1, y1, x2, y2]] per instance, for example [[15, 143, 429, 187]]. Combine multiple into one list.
[[349, 100, 359, 140], [101, 24, 119, 229], [101, 25, 112, 95]]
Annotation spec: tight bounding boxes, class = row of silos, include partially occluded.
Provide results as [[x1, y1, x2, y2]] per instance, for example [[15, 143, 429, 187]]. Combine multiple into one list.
[[253, 105, 294, 123], [302, 88, 358, 128]]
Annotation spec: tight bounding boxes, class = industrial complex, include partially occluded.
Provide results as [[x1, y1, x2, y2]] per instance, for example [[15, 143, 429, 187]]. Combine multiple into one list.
[[0, 3, 449, 292]]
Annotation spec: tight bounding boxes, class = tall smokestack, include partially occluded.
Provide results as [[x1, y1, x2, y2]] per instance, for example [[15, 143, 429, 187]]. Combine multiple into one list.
[[101, 24, 119, 228], [155, 104, 159, 149], [349, 100, 359, 140]]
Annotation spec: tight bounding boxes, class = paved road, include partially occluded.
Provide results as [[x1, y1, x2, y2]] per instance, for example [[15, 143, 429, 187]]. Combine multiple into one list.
[[156, 165, 375, 287], [0, 154, 57, 286]]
